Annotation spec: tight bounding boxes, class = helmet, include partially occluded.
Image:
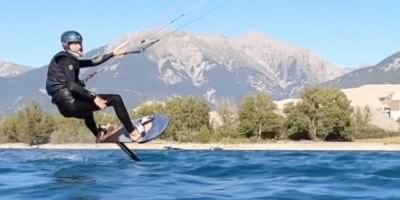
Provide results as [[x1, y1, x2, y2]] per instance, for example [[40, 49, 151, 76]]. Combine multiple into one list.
[[61, 31, 83, 50]]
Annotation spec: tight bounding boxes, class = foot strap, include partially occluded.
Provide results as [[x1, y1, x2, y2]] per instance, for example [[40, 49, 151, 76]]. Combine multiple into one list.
[[132, 121, 146, 138], [139, 115, 154, 125], [131, 115, 154, 142]]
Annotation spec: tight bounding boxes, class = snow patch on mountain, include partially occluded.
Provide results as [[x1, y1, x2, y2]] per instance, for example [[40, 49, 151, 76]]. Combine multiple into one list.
[[0, 59, 33, 77]]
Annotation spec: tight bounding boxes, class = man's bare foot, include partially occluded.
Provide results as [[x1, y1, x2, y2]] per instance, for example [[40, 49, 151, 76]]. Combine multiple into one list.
[[129, 122, 152, 142]]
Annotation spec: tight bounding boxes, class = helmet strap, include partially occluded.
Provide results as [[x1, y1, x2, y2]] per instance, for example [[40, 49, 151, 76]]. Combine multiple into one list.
[[66, 49, 83, 58]]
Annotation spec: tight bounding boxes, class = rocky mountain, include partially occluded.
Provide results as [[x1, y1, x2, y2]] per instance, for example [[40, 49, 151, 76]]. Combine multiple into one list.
[[0, 32, 345, 115], [0, 59, 33, 77], [323, 51, 400, 88]]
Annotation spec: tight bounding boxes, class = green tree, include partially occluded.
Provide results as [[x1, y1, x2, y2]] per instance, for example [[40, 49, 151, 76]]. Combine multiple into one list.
[[13, 102, 56, 145], [164, 97, 210, 142], [132, 101, 165, 118], [0, 117, 19, 143], [352, 106, 371, 133], [284, 87, 352, 141], [214, 99, 240, 139], [283, 102, 309, 140], [50, 117, 94, 144], [238, 93, 283, 140], [349, 106, 395, 139]]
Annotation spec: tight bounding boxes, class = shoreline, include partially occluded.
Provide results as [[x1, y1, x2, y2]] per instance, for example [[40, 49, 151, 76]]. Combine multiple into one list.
[[2, 141, 400, 151]]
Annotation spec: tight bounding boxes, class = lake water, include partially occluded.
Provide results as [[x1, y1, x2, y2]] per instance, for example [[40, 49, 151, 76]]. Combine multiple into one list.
[[1, 149, 400, 200]]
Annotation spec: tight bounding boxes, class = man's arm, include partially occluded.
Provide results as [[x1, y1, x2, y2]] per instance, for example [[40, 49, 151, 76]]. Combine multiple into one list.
[[79, 52, 114, 68], [58, 57, 96, 100]]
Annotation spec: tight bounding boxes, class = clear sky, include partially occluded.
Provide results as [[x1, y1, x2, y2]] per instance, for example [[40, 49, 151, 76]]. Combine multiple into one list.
[[0, 0, 399, 68]]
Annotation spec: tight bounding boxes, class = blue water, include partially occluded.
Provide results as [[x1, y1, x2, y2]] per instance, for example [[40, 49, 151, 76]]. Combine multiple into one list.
[[1, 150, 400, 200]]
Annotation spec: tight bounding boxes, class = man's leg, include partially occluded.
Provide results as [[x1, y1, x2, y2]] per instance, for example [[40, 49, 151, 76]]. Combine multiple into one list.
[[82, 113, 117, 142], [98, 94, 135, 133], [63, 98, 101, 136], [99, 94, 151, 142], [83, 113, 99, 136], [68, 94, 150, 142]]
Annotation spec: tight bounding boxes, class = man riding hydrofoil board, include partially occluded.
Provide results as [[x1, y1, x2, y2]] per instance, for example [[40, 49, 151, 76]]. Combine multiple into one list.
[[45, 31, 152, 143]]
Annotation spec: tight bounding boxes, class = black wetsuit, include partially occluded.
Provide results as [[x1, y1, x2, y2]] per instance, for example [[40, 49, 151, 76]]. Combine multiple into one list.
[[46, 51, 135, 135]]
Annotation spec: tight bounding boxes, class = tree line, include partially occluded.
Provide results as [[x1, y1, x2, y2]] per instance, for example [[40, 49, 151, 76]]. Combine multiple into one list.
[[0, 87, 398, 145]]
